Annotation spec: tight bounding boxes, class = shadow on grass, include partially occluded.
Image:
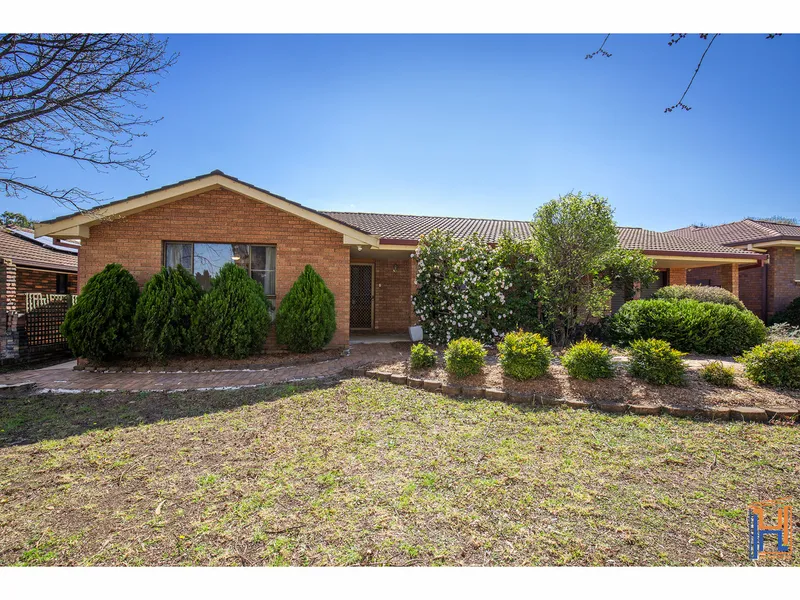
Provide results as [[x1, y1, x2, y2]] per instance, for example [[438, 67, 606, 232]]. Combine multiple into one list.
[[0, 379, 334, 448]]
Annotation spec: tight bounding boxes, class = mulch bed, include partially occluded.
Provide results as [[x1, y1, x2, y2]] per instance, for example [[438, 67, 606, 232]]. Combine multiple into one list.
[[81, 348, 347, 372], [375, 354, 800, 410]]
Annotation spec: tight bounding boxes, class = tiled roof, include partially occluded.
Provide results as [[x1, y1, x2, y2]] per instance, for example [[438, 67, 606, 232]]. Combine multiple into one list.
[[0, 227, 78, 271], [322, 211, 760, 258], [321, 212, 532, 243], [666, 219, 800, 245]]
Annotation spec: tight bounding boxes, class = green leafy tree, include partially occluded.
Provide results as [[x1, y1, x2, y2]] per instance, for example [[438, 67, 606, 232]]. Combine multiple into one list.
[[530, 192, 619, 347], [602, 247, 658, 302], [191, 263, 271, 358], [61, 263, 139, 361], [1, 211, 35, 228], [275, 265, 337, 353], [134, 265, 203, 360]]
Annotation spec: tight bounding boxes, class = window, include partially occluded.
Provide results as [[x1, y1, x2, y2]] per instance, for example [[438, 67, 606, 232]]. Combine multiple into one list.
[[56, 273, 68, 294], [795, 249, 800, 282], [164, 242, 276, 296]]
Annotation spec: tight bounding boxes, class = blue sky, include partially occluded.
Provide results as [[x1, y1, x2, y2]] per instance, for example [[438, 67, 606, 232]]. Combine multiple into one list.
[[6, 34, 799, 230]]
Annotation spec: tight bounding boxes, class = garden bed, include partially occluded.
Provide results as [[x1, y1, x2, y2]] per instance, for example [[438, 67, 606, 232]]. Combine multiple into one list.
[[376, 353, 800, 410]]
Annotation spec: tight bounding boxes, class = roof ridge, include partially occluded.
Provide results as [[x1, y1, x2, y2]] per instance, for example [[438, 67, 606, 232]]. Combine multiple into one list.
[[742, 218, 782, 235], [321, 210, 532, 224]]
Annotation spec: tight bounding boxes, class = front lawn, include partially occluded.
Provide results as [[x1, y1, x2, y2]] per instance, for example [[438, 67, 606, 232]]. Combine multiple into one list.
[[1, 379, 798, 566]]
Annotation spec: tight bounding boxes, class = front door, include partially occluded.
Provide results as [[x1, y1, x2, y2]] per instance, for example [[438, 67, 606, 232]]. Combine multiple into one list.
[[350, 264, 373, 329]]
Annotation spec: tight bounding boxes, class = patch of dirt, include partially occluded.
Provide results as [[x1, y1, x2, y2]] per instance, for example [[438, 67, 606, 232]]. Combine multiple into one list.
[[377, 353, 800, 409]]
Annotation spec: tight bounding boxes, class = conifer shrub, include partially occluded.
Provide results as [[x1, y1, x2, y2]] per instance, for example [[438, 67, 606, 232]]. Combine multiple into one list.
[[410, 343, 437, 369], [191, 263, 271, 358], [736, 341, 800, 389], [134, 265, 203, 360], [275, 265, 337, 353], [444, 337, 486, 378], [561, 339, 614, 381], [498, 330, 553, 380], [699, 361, 736, 387], [61, 263, 140, 361], [627, 338, 686, 386]]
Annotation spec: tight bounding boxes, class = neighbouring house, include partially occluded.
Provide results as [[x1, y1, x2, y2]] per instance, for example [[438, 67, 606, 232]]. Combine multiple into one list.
[[35, 171, 764, 349], [0, 226, 79, 364], [667, 220, 800, 319]]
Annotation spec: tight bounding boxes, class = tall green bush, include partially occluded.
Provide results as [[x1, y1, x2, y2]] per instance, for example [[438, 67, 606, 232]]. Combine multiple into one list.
[[610, 298, 766, 356], [191, 263, 271, 358], [653, 285, 746, 311], [275, 265, 336, 353], [771, 297, 800, 326], [134, 265, 203, 360], [61, 263, 139, 361]]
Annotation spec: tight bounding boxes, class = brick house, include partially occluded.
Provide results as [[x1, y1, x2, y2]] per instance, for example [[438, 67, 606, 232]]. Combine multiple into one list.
[[667, 220, 800, 319], [1, 227, 79, 364], [35, 171, 763, 349]]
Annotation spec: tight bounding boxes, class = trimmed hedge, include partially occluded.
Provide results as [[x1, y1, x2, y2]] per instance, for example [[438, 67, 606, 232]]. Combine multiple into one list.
[[275, 265, 337, 353], [410, 343, 437, 369], [61, 263, 140, 361], [498, 330, 552, 380], [653, 284, 746, 311], [134, 265, 203, 360], [444, 337, 486, 378], [561, 339, 614, 381], [191, 263, 272, 358], [627, 338, 686, 386], [736, 341, 800, 389], [610, 298, 766, 356], [771, 296, 800, 326]]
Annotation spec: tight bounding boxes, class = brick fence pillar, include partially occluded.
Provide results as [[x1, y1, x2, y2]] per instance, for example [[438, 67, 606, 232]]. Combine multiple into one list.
[[0, 259, 19, 361], [668, 268, 687, 286], [719, 263, 740, 297]]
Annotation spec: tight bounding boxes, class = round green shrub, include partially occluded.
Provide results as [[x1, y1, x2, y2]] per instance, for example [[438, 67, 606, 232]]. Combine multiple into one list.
[[410, 343, 437, 369], [61, 263, 139, 361], [771, 296, 800, 326], [498, 330, 552, 380], [627, 338, 686, 386], [653, 284, 746, 311], [561, 339, 614, 381], [191, 263, 271, 358], [134, 265, 203, 360], [444, 337, 486, 378], [610, 298, 766, 356], [699, 361, 735, 387], [735, 341, 800, 389], [275, 265, 336, 353]]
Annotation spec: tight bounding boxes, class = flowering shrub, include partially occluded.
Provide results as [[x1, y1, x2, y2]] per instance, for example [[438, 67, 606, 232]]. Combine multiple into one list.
[[498, 330, 553, 380], [444, 337, 487, 378], [411, 229, 522, 344], [410, 343, 437, 369]]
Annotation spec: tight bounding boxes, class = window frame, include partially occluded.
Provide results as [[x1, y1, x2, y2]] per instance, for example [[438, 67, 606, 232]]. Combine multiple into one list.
[[163, 241, 277, 298], [55, 273, 68, 294]]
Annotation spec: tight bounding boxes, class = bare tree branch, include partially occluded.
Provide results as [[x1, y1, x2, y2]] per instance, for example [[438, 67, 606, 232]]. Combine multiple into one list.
[[0, 34, 178, 212], [664, 33, 720, 113], [585, 34, 612, 59]]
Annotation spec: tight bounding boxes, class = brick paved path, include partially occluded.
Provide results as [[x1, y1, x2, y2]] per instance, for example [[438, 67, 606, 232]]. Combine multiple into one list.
[[0, 344, 408, 393]]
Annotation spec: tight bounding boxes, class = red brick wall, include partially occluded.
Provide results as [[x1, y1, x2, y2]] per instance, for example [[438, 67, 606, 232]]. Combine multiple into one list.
[[738, 266, 765, 317], [767, 246, 800, 317], [687, 265, 722, 287], [16, 268, 78, 309], [78, 189, 351, 347], [667, 268, 687, 286], [373, 258, 414, 332]]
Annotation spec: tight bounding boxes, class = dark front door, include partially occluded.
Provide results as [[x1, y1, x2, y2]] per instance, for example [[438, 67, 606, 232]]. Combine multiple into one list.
[[350, 264, 373, 329]]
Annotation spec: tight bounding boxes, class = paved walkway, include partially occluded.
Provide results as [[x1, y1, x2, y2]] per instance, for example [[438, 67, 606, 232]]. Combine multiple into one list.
[[0, 344, 408, 393]]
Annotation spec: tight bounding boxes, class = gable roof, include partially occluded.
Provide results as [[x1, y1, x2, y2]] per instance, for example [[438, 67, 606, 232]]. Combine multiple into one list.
[[322, 211, 761, 259], [35, 170, 380, 247], [666, 219, 800, 246], [0, 227, 78, 271]]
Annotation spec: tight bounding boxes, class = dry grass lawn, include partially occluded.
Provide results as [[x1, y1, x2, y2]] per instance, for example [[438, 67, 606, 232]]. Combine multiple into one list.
[[1, 378, 798, 566]]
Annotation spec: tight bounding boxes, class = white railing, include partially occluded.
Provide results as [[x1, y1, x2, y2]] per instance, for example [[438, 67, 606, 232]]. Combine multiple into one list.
[[25, 293, 78, 313]]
